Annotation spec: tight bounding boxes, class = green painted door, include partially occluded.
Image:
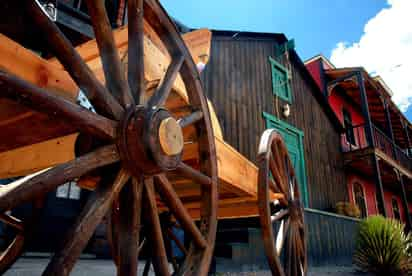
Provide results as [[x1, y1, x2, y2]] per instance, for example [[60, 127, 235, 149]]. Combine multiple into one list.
[[263, 112, 308, 207]]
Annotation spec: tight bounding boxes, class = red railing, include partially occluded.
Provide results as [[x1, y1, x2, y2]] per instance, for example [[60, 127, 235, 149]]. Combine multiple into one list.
[[341, 124, 412, 171]]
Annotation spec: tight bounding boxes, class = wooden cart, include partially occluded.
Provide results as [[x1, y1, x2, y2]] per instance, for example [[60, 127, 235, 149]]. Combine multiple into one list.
[[0, 1, 306, 275]]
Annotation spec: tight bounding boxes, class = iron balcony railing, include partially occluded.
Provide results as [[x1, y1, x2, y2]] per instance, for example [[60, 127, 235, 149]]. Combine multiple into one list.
[[341, 123, 412, 171]]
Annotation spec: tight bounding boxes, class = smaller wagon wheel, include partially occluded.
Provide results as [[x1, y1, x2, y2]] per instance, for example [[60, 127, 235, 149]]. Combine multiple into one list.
[[0, 184, 43, 274], [257, 129, 307, 276]]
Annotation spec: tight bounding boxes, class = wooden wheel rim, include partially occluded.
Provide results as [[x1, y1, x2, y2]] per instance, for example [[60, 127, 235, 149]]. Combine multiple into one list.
[[0, 0, 218, 275], [258, 129, 307, 276], [0, 198, 43, 274]]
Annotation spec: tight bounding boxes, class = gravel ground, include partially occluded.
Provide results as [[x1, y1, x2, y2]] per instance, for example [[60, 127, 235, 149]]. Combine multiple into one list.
[[5, 258, 363, 275]]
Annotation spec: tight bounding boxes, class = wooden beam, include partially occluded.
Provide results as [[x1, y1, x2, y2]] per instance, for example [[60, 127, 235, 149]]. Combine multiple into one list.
[[398, 173, 412, 232], [0, 34, 78, 99], [0, 134, 78, 179], [215, 137, 258, 196], [0, 34, 80, 153], [375, 148, 412, 179], [187, 193, 284, 220], [182, 137, 258, 197], [180, 29, 212, 65]]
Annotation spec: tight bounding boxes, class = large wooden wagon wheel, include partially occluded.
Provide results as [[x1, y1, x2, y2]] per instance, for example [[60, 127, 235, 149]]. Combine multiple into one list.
[[258, 129, 307, 276], [0, 0, 218, 275]]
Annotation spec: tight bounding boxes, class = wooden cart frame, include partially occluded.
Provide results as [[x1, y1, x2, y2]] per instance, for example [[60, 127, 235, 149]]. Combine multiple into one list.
[[0, 1, 306, 275]]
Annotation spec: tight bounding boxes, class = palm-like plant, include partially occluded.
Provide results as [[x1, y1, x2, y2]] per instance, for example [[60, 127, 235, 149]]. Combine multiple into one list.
[[354, 215, 412, 275]]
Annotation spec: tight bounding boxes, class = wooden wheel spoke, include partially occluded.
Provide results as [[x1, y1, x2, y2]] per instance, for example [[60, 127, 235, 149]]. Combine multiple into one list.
[[0, 71, 117, 140], [272, 143, 287, 174], [43, 169, 130, 276], [269, 155, 287, 194], [116, 177, 143, 276], [275, 218, 290, 256], [147, 54, 184, 108], [178, 110, 204, 128], [154, 174, 207, 249], [285, 160, 295, 200], [128, 0, 145, 104], [295, 229, 305, 262], [0, 213, 23, 232], [0, 234, 25, 274], [176, 162, 213, 187], [271, 209, 289, 222], [144, 178, 170, 275], [27, 1, 124, 119], [286, 226, 293, 276], [0, 145, 119, 212], [85, 0, 134, 107]]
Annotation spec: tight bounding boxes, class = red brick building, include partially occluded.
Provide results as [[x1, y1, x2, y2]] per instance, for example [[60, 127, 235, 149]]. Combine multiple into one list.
[[305, 55, 412, 229]]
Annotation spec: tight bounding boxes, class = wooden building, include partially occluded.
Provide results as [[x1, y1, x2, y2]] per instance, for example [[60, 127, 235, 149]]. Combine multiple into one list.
[[201, 31, 347, 210], [305, 55, 412, 230]]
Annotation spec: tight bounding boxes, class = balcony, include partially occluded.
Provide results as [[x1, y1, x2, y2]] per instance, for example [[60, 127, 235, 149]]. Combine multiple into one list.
[[341, 124, 412, 172]]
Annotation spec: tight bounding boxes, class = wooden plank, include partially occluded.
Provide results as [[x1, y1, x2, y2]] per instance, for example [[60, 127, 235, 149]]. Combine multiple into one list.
[[0, 34, 79, 153], [187, 192, 284, 219], [0, 34, 78, 99], [181, 29, 212, 65], [49, 26, 211, 71], [215, 137, 258, 196], [181, 137, 257, 197], [0, 134, 78, 179]]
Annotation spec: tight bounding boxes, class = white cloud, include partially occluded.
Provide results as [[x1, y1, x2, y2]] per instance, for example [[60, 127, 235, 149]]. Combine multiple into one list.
[[330, 0, 412, 112]]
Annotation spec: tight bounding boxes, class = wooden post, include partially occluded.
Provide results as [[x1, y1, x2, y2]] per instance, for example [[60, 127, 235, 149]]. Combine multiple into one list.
[[401, 119, 412, 157], [371, 155, 387, 216], [383, 99, 397, 160], [357, 72, 387, 216], [398, 172, 412, 232], [357, 72, 375, 147]]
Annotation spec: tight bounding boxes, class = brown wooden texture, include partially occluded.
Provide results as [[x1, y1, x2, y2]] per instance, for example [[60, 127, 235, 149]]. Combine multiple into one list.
[[0, 1, 220, 275], [43, 169, 130, 276], [0, 134, 78, 179], [0, 145, 119, 212], [0, 34, 78, 153], [201, 33, 347, 210]]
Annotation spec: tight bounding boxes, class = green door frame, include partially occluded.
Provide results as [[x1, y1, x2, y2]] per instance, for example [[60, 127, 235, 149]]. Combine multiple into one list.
[[262, 112, 309, 207]]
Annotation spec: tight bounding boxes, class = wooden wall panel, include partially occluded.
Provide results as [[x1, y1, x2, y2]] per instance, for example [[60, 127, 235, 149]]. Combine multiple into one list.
[[201, 34, 348, 210]]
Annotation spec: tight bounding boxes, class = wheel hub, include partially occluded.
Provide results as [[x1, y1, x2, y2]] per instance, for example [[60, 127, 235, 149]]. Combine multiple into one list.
[[117, 106, 184, 176]]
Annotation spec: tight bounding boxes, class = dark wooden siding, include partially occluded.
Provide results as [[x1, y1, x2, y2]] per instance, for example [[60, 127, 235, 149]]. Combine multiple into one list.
[[305, 209, 359, 266], [211, 209, 359, 271], [201, 34, 348, 210]]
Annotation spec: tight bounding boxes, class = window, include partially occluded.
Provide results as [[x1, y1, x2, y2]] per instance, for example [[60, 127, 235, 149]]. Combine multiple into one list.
[[392, 198, 401, 220], [56, 181, 81, 200], [353, 182, 367, 218], [343, 108, 356, 145], [269, 57, 292, 103]]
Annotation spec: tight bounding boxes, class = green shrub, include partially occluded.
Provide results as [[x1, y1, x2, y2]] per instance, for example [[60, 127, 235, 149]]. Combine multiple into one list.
[[353, 215, 412, 275]]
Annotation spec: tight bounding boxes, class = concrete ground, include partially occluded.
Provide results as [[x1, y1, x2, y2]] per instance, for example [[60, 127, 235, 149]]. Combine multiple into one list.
[[5, 258, 363, 275]]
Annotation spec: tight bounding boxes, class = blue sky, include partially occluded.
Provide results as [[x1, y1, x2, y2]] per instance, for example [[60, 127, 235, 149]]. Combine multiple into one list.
[[160, 1, 387, 60], [160, 0, 411, 120]]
